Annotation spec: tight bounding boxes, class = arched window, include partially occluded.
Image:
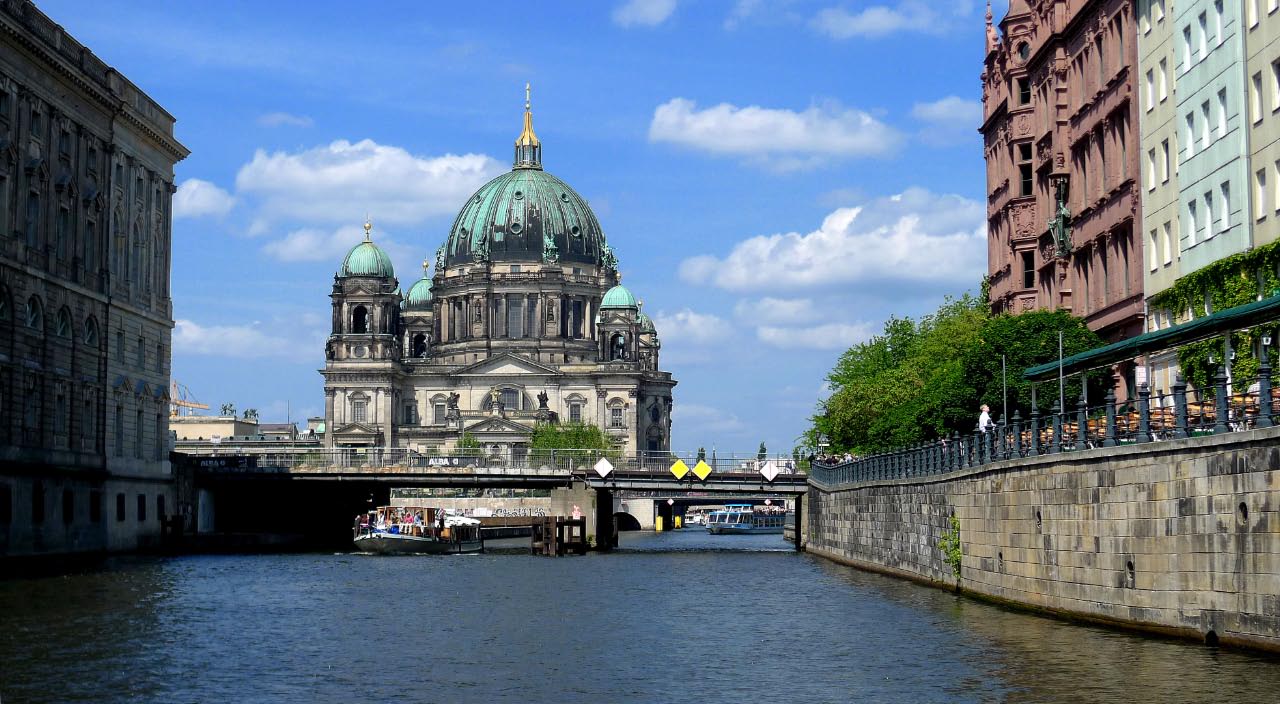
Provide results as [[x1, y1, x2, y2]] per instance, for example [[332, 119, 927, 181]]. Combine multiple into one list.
[[55, 307, 71, 338], [500, 388, 520, 411], [412, 333, 427, 358], [350, 394, 368, 423], [25, 296, 43, 331], [352, 305, 368, 334], [83, 317, 99, 347]]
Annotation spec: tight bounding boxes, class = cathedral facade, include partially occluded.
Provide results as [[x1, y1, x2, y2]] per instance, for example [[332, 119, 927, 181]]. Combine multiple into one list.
[[320, 94, 675, 460]]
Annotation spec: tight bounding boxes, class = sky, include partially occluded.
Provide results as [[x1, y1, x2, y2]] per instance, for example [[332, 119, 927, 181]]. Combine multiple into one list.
[[41, 0, 999, 456]]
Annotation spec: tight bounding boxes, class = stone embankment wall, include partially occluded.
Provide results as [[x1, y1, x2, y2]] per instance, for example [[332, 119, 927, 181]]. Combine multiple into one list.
[[806, 427, 1280, 652]]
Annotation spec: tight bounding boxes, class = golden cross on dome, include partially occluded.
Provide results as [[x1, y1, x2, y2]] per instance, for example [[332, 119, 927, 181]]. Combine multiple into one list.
[[363, 214, 372, 241], [525, 82, 531, 111]]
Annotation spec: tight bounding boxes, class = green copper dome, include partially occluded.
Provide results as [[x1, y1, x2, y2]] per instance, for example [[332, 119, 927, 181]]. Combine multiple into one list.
[[638, 311, 656, 334], [405, 276, 433, 309], [339, 236, 394, 278], [601, 284, 638, 310], [443, 169, 610, 268]]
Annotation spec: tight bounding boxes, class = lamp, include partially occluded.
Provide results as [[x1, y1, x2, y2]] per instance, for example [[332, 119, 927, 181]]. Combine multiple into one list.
[[1264, 335, 1272, 347]]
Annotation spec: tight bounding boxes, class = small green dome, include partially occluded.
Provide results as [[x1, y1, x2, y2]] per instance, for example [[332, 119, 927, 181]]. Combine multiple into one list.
[[405, 277, 434, 309], [601, 285, 638, 310], [339, 236, 394, 278]]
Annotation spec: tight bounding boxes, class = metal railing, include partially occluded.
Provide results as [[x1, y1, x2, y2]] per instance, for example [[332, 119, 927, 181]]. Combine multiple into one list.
[[810, 363, 1277, 488], [180, 444, 805, 477]]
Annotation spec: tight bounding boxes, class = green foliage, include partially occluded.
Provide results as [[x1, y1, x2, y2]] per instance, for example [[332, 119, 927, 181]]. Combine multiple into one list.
[[1148, 241, 1280, 390], [808, 292, 1102, 454], [455, 432, 482, 456], [939, 514, 962, 578], [529, 422, 617, 463]]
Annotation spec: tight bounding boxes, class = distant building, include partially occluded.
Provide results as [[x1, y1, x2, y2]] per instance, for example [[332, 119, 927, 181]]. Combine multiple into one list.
[[0, 0, 188, 557], [982, 0, 1143, 393], [169, 416, 259, 442], [321, 90, 676, 461], [257, 423, 298, 441]]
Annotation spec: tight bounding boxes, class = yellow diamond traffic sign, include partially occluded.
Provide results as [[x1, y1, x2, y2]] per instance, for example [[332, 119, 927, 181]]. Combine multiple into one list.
[[669, 459, 690, 479], [692, 460, 712, 480]]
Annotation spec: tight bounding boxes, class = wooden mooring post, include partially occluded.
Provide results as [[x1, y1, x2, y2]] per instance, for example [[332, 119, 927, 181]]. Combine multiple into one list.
[[530, 516, 588, 556]]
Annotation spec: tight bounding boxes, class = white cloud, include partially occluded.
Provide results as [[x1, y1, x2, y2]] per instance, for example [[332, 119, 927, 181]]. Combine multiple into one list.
[[613, 0, 677, 27], [679, 187, 986, 292], [733, 297, 818, 325], [172, 178, 235, 219], [812, 2, 974, 39], [262, 225, 369, 263], [235, 139, 503, 231], [651, 308, 733, 345], [173, 319, 291, 358], [648, 98, 900, 168], [258, 111, 314, 128], [911, 96, 982, 127], [756, 322, 874, 350]]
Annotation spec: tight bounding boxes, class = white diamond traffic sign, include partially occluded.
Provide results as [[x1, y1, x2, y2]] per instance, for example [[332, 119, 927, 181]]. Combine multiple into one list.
[[594, 457, 614, 478], [759, 460, 780, 482]]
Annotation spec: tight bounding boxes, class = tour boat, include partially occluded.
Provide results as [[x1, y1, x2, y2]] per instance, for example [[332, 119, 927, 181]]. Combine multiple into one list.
[[704, 504, 788, 535], [354, 506, 484, 554]]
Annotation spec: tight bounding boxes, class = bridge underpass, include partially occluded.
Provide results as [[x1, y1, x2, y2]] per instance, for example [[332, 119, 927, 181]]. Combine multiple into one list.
[[182, 455, 809, 551]]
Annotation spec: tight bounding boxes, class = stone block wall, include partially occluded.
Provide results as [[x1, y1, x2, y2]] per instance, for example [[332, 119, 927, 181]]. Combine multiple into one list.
[[807, 426, 1280, 652]]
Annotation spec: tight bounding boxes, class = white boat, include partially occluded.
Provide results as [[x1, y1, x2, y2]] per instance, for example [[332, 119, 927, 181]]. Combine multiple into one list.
[[354, 507, 484, 554], [705, 504, 788, 535]]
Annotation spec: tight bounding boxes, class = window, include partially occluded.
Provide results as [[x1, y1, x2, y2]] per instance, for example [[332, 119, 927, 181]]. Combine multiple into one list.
[[1160, 139, 1170, 182], [1097, 37, 1105, 86], [157, 494, 166, 521], [89, 490, 101, 523], [62, 489, 73, 525], [507, 297, 524, 338], [136, 493, 146, 523], [1022, 251, 1035, 289], [116, 492, 125, 522], [1185, 113, 1196, 158], [0, 288, 7, 323], [569, 403, 582, 423], [1158, 59, 1168, 102], [1221, 181, 1231, 231], [155, 342, 163, 372], [352, 399, 367, 423], [0, 485, 9, 528], [25, 192, 39, 247], [1203, 192, 1214, 240], [135, 409, 143, 459], [1017, 142, 1033, 197], [1249, 0, 1259, 26], [25, 296, 43, 330], [1201, 101, 1211, 150], [1163, 222, 1173, 265], [136, 336, 144, 369], [1155, 0, 1165, 23], [434, 402, 446, 424], [154, 413, 164, 460], [352, 305, 368, 334], [1272, 59, 1280, 112], [114, 404, 123, 457], [1145, 69, 1155, 111], [1217, 89, 1228, 138], [1214, 1, 1224, 45], [1253, 72, 1265, 123], [83, 317, 98, 347], [1016, 77, 1030, 106], [1181, 26, 1191, 71], [55, 308, 70, 338], [510, 264, 521, 273], [1197, 12, 1207, 60], [1147, 149, 1156, 191], [83, 397, 94, 451], [610, 407, 624, 428], [54, 385, 67, 438], [1188, 201, 1198, 245], [1275, 160, 1280, 213], [1259, 168, 1269, 220]]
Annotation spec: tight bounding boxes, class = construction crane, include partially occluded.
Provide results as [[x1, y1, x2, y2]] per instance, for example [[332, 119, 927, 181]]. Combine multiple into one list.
[[170, 380, 210, 417]]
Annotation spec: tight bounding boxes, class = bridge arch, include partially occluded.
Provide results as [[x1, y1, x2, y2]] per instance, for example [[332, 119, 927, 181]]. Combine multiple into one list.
[[613, 511, 642, 532]]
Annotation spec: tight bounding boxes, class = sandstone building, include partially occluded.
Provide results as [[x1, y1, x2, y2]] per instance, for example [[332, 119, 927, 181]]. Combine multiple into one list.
[[321, 92, 675, 461], [982, 0, 1144, 393], [0, 0, 188, 557]]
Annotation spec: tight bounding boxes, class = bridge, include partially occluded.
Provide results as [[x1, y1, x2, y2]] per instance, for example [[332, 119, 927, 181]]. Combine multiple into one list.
[[178, 447, 809, 551]]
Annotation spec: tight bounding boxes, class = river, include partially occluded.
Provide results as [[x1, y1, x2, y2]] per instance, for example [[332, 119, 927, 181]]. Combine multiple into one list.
[[3, 529, 1279, 703]]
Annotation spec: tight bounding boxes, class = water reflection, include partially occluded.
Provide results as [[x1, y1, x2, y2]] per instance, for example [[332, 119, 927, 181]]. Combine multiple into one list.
[[1, 537, 1277, 703]]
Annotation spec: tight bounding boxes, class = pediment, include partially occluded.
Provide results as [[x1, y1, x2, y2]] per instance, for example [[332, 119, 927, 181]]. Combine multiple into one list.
[[463, 417, 533, 434], [333, 422, 379, 436], [599, 312, 633, 325], [455, 352, 561, 377]]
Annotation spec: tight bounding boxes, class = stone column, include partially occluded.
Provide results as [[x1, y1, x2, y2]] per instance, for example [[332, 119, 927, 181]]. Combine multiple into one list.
[[497, 295, 507, 339], [381, 388, 393, 447], [323, 390, 335, 449]]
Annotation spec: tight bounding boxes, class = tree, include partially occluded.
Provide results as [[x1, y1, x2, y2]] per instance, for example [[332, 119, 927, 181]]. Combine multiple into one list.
[[757, 442, 767, 462], [455, 432, 482, 457], [529, 422, 613, 460]]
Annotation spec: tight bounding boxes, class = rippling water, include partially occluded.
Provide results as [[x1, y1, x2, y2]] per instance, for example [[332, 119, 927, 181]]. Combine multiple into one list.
[[3, 530, 1280, 703]]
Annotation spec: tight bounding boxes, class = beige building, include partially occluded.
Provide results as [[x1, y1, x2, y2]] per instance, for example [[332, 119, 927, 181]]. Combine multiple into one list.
[[321, 94, 675, 461], [0, 1, 188, 557], [169, 416, 260, 442]]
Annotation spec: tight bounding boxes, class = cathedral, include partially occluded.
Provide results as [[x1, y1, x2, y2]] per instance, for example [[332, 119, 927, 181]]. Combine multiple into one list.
[[320, 90, 675, 460]]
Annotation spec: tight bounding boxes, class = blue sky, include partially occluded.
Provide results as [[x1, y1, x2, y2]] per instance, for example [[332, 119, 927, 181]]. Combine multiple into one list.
[[42, 0, 998, 455]]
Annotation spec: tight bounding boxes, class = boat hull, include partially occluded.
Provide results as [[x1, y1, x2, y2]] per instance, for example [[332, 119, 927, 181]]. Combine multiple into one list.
[[354, 533, 483, 555], [706, 524, 784, 535]]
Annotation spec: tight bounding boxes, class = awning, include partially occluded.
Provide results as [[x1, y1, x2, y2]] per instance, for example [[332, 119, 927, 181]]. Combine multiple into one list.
[[1023, 293, 1280, 381]]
